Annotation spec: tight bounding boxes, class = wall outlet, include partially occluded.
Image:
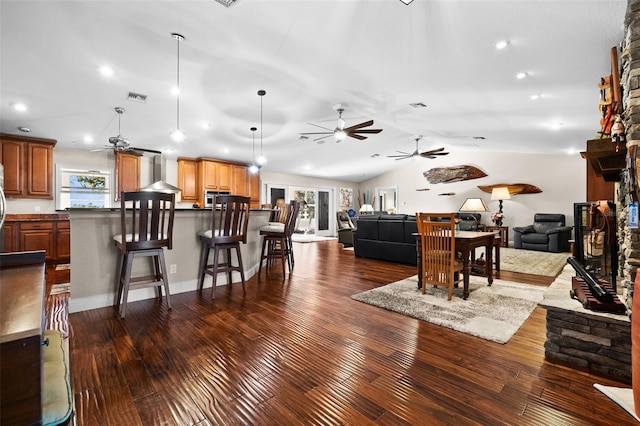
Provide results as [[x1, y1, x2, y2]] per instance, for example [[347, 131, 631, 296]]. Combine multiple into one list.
[[34, 205, 41, 212], [170, 264, 177, 274]]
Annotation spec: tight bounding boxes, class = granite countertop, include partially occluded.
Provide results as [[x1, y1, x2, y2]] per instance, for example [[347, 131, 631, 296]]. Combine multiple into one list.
[[6, 213, 70, 222]]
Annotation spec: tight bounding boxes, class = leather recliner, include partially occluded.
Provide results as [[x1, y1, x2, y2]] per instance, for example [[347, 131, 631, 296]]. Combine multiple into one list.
[[513, 213, 572, 253], [336, 211, 356, 247]]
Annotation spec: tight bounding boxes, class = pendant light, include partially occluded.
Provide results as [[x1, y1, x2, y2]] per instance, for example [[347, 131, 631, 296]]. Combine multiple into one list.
[[170, 33, 185, 143], [248, 127, 259, 174], [256, 90, 266, 166]]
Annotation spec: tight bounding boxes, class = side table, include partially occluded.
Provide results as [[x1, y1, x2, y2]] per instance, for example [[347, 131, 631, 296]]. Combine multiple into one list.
[[486, 225, 508, 248]]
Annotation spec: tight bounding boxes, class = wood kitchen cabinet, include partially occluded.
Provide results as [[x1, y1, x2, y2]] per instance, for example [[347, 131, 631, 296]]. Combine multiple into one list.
[[3, 214, 70, 262], [0, 133, 55, 199], [249, 171, 260, 209], [232, 164, 248, 196], [115, 151, 140, 199], [177, 158, 198, 202], [199, 159, 232, 191]]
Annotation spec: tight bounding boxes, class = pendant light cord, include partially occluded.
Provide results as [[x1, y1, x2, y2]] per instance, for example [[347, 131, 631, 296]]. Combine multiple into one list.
[[176, 35, 180, 130]]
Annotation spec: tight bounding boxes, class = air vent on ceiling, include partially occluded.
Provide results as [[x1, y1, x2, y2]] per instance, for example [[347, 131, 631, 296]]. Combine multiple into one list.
[[214, 0, 239, 7], [127, 92, 147, 103]]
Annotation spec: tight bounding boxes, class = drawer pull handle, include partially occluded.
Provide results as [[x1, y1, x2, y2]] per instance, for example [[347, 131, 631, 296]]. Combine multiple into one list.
[[41, 338, 49, 347]]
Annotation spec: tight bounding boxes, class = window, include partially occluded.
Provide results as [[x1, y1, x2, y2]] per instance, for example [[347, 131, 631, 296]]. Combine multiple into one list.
[[57, 167, 113, 209]]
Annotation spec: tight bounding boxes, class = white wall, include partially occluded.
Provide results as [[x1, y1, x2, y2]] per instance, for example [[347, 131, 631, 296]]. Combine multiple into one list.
[[359, 150, 585, 239]]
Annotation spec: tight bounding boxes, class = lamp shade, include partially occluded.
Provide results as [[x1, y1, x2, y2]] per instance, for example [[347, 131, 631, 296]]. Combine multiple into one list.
[[360, 204, 374, 213], [459, 198, 489, 212], [491, 187, 511, 201]]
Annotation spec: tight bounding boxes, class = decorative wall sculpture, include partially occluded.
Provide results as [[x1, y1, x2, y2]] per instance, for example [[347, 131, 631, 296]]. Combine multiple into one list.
[[477, 183, 542, 195], [424, 165, 487, 184]]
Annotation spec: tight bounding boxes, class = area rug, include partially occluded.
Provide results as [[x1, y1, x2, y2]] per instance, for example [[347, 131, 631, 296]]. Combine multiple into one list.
[[351, 275, 546, 344], [499, 248, 569, 277], [291, 234, 337, 243]]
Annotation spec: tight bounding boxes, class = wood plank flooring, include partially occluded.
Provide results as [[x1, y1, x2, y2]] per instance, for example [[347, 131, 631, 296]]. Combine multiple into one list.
[[66, 241, 635, 425]]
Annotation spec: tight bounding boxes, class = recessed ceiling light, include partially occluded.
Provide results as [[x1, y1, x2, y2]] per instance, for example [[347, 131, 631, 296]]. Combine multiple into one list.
[[171, 86, 180, 96], [201, 122, 212, 129], [494, 40, 509, 50], [222, 147, 230, 154], [551, 122, 564, 130], [13, 102, 27, 112], [83, 135, 94, 143], [530, 94, 541, 100], [516, 72, 528, 80], [100, 66, 114, 77], [17, 126, 31, 132]]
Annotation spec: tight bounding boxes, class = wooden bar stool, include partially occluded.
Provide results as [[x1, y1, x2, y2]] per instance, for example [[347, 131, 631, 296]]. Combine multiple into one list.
[[258, 200, 300, 280], [197, 195, 250, 299], [114, 191, 175, 318]]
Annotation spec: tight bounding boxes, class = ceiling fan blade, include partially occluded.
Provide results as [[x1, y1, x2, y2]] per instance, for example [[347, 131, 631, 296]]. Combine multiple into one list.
[[351, 128, 383, 134], [394, 156, 411, 161], [314, 134, 333, 142], [348, 133, 367, 141], [306, 122, 335, 132], [132, 147, 162, 155], [300, 132, 333, 135], [344, 120, 374, 132]]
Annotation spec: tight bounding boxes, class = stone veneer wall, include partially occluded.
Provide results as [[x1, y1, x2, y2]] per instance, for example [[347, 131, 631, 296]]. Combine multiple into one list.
[[545, 307, 631, 383], [619, 0, 640, 309]]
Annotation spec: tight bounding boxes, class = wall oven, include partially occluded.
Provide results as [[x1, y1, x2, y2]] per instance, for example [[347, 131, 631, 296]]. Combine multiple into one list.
[[204, 190, 231, 208]]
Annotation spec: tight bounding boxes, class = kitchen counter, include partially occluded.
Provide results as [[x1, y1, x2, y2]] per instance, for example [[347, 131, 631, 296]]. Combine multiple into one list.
[[67, 208, 270, 313]]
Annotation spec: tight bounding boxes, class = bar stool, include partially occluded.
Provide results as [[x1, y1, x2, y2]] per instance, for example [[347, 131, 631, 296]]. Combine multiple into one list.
[[114, 191, 175, 318], [258, 200, 300, 280], [197, 195, 250, 299]]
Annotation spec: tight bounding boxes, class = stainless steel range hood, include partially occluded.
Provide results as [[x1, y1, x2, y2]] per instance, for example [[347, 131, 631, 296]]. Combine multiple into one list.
[[141, 155, 181, 194]]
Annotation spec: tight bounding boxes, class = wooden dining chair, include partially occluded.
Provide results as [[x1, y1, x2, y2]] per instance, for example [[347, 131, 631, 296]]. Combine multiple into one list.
[[114, 191, 175, 318], [197, 195, 251, 299], [258, 200, 300, 280], [416, 213, 464, 300]]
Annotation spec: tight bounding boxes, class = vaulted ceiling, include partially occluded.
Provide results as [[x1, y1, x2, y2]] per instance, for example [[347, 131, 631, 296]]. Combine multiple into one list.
[[0, 1, 627, 182]]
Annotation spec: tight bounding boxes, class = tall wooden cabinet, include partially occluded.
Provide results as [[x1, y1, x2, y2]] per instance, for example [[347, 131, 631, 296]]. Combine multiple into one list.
[[177, 158, 198, 202], [115, 151, 140, 198], [0, 133, 55, 199]]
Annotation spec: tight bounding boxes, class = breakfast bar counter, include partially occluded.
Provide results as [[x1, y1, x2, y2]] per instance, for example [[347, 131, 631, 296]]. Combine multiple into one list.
[[67, 208, 270, 313]]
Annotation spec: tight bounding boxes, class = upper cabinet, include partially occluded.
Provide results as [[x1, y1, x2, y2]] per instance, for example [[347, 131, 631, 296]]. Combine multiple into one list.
[[115, 151, 140, 199], [0, 133, 55, 199], [177, 158, 198, 202], [178, 157, 260, 207]]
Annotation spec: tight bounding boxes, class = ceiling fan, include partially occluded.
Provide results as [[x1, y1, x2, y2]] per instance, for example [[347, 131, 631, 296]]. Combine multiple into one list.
[[91, 107, 160, 156], [300, 105, 383, 143], [387, 136, 450, 160]]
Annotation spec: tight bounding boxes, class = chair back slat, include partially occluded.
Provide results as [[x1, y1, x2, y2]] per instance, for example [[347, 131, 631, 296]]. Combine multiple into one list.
[[417, 213, 457, 290], [285, 201, 301, 237], [119, 191, 176, 253], [210, 195, 251, 244]]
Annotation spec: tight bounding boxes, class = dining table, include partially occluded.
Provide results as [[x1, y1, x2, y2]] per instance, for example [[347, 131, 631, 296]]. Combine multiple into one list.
[[415, 230, 496, 300]]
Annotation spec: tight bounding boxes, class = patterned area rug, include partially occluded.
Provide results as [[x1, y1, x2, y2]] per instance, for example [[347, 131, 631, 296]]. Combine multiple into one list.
[[351, 275, 546, 344], [291, 234, 337, 243], [499, 248, 569, 277]]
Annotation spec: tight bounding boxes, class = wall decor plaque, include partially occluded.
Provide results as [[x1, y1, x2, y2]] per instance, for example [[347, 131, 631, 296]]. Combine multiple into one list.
[[423, 165, 487, 184], [477, 183, 542, 195]]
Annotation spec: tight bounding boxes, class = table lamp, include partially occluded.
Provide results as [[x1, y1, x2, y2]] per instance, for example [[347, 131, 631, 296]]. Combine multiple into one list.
[[459, 198, 489, 229], [359, 204, 374, 215], [490, 187, 511, 214]]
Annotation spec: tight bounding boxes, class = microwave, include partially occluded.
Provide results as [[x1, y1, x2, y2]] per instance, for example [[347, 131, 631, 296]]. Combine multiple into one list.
[[204, 190, 231, 208]]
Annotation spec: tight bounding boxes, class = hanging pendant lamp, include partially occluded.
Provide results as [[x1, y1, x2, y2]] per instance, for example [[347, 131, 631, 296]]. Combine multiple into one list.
[[256, 90, 266, 166], [248, 127, 259, 174], [170, 33, 185, 143]]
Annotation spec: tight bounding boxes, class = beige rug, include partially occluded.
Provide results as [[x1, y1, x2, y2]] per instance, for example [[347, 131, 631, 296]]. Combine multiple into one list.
[[351, 275, 546, 344], [499, 248, 569, 277]]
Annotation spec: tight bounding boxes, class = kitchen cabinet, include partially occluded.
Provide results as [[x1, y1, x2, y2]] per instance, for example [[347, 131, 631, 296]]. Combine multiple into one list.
[[0, 133, 55, 199], [199, 159, 232, 191], [232, 164, 248, 196], [115, 151, 140, 199], [3, 214, 70, 262], [19, 222, 54, 261], [177, 158, 198, 202], [249, 171, 260, 209], [3, 222, 18, 253]]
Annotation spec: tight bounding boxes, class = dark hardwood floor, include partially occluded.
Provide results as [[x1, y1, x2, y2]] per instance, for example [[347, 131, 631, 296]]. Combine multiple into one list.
[[64, 241, 634, 425]]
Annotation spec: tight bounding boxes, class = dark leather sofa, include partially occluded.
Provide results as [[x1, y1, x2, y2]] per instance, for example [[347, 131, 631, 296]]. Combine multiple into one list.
[[353, 214, 418, 265], [352, 213, 482, 265], [513, 213, 572, 253]]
